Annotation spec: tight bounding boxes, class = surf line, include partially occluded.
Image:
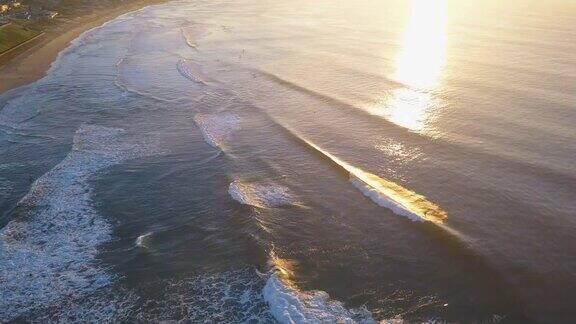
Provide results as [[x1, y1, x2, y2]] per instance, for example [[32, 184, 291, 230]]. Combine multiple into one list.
[[308, 138, 446, 222], [276, 124, 449, 226]]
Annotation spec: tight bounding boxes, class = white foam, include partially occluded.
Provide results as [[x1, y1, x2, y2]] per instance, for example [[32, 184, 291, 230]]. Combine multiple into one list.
[[177, 59, 208, 84], [22, 286, 140, 322], [350, 177, 424, 222], [135, 232, 153, 248], [263, 273, 376, 324], [193, 113, 240, 149], [10, 264, 383, 323], [291, 134, 446, 223], [228, 180, 291, 208], [15, 268, 272, 322], [0, 124, 164, 320], [180, 24, 211, 49], [135, 268, 275, 322]]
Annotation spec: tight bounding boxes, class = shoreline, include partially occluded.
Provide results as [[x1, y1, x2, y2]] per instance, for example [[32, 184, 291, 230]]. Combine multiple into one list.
[[0, 0, 167, 94]]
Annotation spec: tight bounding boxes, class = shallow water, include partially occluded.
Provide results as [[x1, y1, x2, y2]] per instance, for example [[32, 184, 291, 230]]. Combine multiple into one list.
[[1, 0, 575, 322]]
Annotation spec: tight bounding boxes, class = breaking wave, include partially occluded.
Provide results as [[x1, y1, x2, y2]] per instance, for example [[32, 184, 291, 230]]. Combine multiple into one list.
[[0, 124, 164, 320], [193, 113, 241, 149], [275, 123, 447, 223], [309, 139, 446, 223], [229, 180, 292, 208], [135, 232, 153, 248], [180, 24, 211, 49], [8, 263, 386, 323], [264, 252, 378, 324], [177, 59, 208, 84], [264, 274, 376, 324], [349, 175, 445, 223]]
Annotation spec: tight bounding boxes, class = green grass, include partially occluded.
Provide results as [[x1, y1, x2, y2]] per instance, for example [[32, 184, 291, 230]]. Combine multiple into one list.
[[0, 23, 41, 54], [8, 17, 31, 26]]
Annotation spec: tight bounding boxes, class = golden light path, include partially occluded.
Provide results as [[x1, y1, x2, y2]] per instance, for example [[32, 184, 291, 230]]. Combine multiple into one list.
[[268, 114, 448, 223], [302, 138, 447, 224], [394, 0, 447, 89], [370, 0, 447, 132]]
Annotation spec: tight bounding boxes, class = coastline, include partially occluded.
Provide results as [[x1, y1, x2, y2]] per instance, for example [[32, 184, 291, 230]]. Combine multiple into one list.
[[0, 0, 167, 94]]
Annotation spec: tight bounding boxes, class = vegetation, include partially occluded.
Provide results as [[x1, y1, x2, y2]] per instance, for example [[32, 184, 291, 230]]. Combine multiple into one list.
[[0, 22, 40, 54], [0, 0, 154, 55]]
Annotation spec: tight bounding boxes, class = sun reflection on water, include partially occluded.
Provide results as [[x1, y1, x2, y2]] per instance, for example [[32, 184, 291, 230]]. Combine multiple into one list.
[[371, 0, 447, 132], [395, 0, 446, 89]]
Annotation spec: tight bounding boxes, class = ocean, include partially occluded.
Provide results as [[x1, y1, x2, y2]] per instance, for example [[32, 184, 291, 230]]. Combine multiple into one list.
[[1, 0, 575, 322]]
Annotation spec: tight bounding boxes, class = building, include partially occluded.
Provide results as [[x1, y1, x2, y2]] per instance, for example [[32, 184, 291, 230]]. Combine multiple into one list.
[[0, 1, 21, 14]]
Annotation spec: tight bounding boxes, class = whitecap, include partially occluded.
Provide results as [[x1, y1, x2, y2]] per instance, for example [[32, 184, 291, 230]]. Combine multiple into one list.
[[0, 124, 164, 320], [21, 286, 140, 322], [136, 232, 153, 248], [287, 132, 447, 223], [13, 265, 383, 323], [177, 59, 208, 84], [228, 180, 291, 208], [135, 268, 274, 322], [14, 269, 271, 322], [263, 273, 377, 324], [351, 177, 423, 222], [193, 113, 240, 149], [180, 24, 211, 49]]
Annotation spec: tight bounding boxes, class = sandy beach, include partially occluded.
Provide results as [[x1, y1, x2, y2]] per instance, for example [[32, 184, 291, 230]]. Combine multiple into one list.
[[0, 0, 166, 94]]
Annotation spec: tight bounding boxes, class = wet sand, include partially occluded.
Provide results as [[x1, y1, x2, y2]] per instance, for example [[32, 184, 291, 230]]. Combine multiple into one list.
[[0, 0, 167, 94]]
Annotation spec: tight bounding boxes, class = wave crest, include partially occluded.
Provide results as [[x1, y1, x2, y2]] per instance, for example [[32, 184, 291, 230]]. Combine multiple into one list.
[[264, 252, 377, 324], [193, 113, 241, 149], [228, 180, 292, 208], [177, 59, 207, 84], [180, 24, 211, 49], [278, 123, 447, 223]]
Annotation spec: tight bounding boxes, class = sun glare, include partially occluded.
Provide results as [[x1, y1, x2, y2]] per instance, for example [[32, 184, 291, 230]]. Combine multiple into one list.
[[394, 0, 446, 89], [372, 0, 447, 132]]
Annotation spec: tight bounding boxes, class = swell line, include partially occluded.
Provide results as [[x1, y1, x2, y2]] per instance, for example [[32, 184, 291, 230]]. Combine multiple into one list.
[[268, 119, 447, 224], [252, 69, 576, 190]]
